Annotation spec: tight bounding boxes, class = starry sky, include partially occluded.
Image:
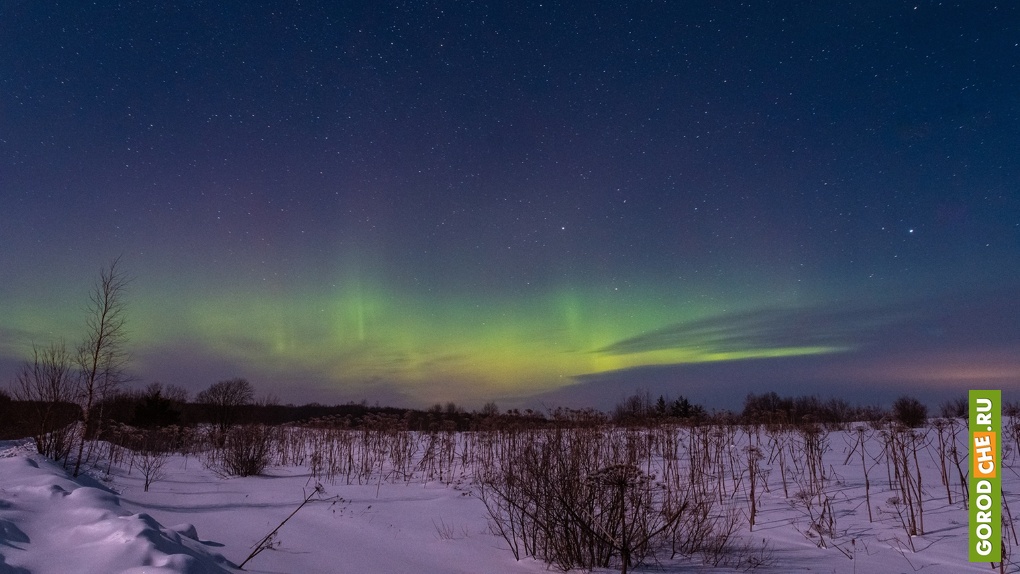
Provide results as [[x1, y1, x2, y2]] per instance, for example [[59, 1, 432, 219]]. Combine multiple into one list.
[[2, 1, 1018, 410]]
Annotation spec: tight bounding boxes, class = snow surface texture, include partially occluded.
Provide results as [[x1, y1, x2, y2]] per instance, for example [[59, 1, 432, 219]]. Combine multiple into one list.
[[0, 426, 1005, 573], [0, 440, 233, 574], [0, 438, 549, 574]]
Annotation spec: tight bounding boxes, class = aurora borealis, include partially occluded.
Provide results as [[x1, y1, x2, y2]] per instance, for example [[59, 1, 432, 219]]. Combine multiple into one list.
[[2, 2, 1018, 409]]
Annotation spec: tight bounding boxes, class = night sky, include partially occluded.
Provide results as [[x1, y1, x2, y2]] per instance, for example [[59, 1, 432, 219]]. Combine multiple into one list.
[[2, 1, 1018, 410]]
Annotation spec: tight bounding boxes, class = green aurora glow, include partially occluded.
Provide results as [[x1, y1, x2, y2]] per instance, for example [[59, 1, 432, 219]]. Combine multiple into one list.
[[2, 263, 852, 405]]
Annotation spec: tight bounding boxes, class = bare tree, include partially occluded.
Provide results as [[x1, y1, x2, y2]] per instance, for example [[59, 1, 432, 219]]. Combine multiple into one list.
[[158, 382, 190, 405], [197, 378, 254, 435], [134, 429, 172, 492], [12, 341, 79, 461], [72, 257, 131, 477]]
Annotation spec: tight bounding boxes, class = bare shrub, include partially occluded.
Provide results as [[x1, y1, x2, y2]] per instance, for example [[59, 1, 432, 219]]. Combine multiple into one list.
[[135, 433, 172, 492], [210, 424, 275, 477], [12, 341, 79, 462], [891, 396, 928, 429], [939, 396, 968, 419], [474, 424, 754, 573]]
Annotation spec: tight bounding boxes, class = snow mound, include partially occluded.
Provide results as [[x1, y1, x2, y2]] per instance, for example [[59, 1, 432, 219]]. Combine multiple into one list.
[[0, 453, 235, 574], [0, 439, 37, 459]]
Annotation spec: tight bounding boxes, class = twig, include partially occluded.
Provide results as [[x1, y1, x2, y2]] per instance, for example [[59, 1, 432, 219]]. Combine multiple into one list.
[[239, 483, 343, 569]]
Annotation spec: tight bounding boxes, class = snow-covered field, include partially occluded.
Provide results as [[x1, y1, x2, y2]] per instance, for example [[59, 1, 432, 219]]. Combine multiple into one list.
[[0, 422, 1007, 573]]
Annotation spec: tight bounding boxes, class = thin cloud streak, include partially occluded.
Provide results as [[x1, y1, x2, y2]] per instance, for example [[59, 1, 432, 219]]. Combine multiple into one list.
[[533, 287, 1020, 411]]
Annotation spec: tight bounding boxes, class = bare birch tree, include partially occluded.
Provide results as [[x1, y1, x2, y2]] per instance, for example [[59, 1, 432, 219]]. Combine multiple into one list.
[[72, 257, 131, 477]]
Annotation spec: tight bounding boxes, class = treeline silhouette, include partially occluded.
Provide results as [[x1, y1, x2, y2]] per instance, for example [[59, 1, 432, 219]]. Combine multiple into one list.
[[1, 379, 970, 442], [90, 390, 486, 433]]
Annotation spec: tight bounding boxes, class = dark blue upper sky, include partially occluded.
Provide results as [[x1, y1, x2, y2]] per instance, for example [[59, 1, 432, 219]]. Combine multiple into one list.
[[2, 1, 1018, 409]]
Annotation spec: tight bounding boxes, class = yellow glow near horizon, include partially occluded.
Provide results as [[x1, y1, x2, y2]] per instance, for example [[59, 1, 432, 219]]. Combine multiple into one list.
[[98, 276, 850, 404], [1, 264, 865, 405]]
